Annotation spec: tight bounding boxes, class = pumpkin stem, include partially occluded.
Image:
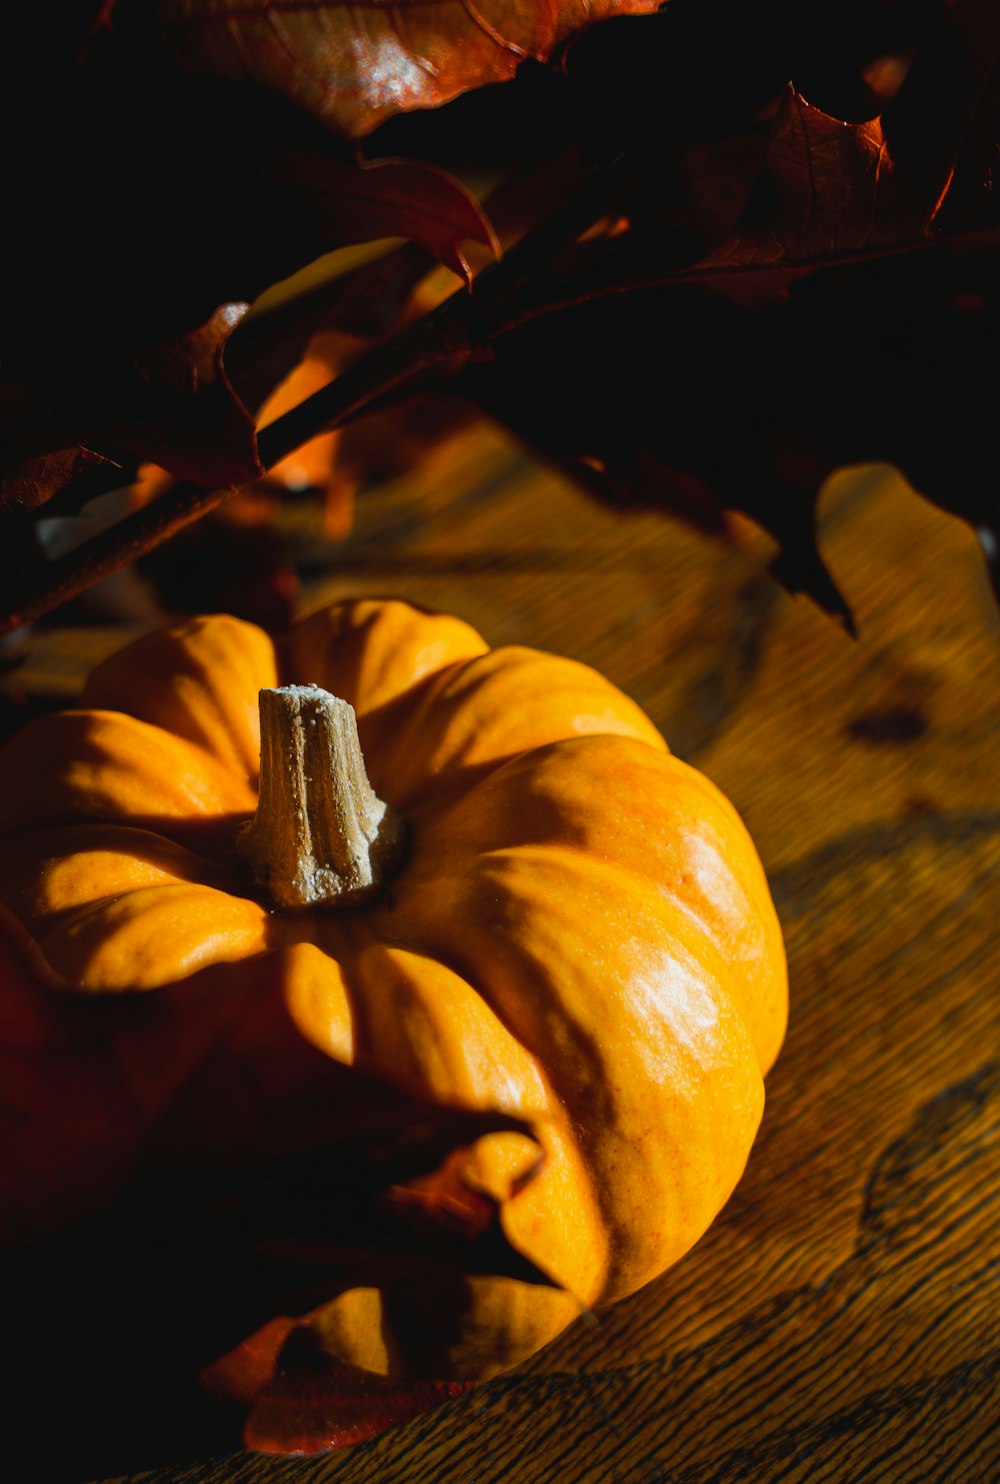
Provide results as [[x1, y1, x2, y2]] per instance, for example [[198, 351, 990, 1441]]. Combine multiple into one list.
[[238, 684, 404, 910]]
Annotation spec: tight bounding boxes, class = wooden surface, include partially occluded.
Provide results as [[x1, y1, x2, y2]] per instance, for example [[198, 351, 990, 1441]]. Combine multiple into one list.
[[6, 419, 1000, 1483]]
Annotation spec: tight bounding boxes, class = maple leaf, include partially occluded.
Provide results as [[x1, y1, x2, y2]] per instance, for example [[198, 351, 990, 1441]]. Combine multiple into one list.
[[158, 0, 665, 140], [685, 0, 1000, 294], [134, 483, 301, 631], [0, 147, 493, 517], [505, 0, 999, 319], [0, 9, 499, 524], [460, 232, 1000, 632], [693, 89, 932, 283], [449, 0, 1000, 625], [5, 1, 1000, 629]]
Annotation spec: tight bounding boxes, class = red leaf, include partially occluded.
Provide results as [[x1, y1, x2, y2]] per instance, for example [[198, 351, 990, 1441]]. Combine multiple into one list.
[[0, 446, 122, 517], [521, 0, 1000, 316], [260, 151, 499, 284], [689, 0, 1000, 289], [235, 1326, 474, 1453], [0, 303, 261, 494], [158, 0, 664, 139], [0, 935, 141, 1242], [695, 88, 929, 282], [124, 303, 262, 484]]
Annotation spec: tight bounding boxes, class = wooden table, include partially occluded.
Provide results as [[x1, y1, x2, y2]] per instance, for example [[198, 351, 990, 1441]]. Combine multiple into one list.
[[6, 420, 999, 1482]]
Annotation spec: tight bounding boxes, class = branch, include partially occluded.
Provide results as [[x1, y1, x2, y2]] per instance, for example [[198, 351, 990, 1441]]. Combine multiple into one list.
[[0, 311, 468, 636], [0, 143, 666, 636]]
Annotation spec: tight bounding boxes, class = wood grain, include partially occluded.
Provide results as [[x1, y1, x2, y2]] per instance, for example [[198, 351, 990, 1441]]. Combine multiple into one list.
[[4, 421, 998, 1483]]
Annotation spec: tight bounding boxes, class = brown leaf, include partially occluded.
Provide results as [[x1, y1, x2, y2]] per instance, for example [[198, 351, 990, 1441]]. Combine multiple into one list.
[[0, 942, 554, 1461], [158, 0, 664, 140]]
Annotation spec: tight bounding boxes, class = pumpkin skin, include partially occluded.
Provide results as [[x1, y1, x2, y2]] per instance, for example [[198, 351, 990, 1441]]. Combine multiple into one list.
[[0, 599, 786, 1384]]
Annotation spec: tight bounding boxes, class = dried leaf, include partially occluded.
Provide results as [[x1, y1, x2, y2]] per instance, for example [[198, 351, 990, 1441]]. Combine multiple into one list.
[[159, 0, 665, 140]]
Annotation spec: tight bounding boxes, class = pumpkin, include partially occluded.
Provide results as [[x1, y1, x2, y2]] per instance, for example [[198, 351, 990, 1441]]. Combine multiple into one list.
[[0, 599, 786, 1406]]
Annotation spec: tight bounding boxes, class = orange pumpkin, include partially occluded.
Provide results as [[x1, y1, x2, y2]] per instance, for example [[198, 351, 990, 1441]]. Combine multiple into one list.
[[0, 599, 786, 1396]]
